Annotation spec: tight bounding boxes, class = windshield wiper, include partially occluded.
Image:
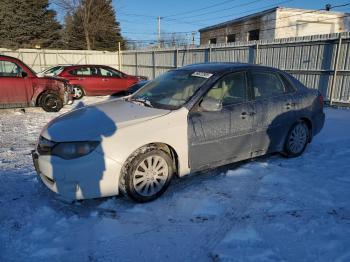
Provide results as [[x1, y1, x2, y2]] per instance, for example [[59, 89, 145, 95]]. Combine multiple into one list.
[[129, 97, 153, 108]]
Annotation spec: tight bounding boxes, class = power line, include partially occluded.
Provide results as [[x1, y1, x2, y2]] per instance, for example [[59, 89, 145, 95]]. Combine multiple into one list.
[[120, 2, 350, 44], [124, 9, 350, 46], [164, 0, 266, 20], [185, 0, 294, 24], [164, 0, 237, 18], [117, 0, 267, 28]]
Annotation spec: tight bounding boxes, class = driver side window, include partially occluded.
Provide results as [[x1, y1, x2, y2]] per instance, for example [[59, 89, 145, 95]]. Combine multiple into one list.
[[204, 72, 248, 106], [0, 61, 23, 77]]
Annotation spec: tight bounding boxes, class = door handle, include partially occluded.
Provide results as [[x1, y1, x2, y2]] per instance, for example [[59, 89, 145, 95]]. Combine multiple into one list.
[[102, 78, 109, 81], [78, 78, 85, 80], [249, 111, 256, 116]]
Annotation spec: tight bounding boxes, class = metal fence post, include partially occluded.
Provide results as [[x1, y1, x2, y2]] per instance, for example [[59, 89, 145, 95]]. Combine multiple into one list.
[[175, 49, 179, 68], [208, 46, 212, 62], [55, 51, 59, 65], [38, 50, 42, 71], [135, 51, 138, 76], [329, 35, 342, 105], [255, 43, 259, 64], [118, 42, 122, 71], [42, 49, 47, 68], [152, 50, 156, 79]]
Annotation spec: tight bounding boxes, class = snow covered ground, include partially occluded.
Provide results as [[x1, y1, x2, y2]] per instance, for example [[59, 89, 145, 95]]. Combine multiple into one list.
[[1, 97, 350, 262]]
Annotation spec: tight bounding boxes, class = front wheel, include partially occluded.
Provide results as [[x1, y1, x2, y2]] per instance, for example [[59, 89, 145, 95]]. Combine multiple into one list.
[[283, 121, 310, 157], [120, 148, 174, 202], [73, 86, 84, 100], [40, 93, 63, 112]]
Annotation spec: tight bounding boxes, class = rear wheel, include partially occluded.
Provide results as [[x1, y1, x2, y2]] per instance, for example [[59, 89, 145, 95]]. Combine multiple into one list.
[[73, 86, 84, 100], [40, 92, 63, 112], [120, 147, 174, 202], [284, 121, 310, 157]]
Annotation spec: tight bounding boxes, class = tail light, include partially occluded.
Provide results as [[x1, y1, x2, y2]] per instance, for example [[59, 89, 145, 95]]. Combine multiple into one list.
[[318, 93, 324, 109]]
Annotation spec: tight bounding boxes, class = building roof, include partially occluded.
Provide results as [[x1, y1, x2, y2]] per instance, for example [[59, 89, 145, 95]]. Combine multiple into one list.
[[198, 6, 348, 32]]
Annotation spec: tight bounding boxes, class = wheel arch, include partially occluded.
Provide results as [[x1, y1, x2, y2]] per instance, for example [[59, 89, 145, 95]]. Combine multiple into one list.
[[72, 84, 86, 94], [124, 142, 180, 177], [34, 89, 59, 106], [299, 116, 313, 142]]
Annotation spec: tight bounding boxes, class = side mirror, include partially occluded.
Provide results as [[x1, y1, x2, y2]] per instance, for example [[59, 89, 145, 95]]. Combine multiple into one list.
[[200, 97, 222, 112], [21, 71, 28, 78]]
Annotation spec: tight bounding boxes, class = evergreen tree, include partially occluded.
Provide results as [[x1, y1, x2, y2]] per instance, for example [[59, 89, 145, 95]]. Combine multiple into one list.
[[62, 0, 125, 51], [0, 0, 62, 49], [62, 13, 85, 49]]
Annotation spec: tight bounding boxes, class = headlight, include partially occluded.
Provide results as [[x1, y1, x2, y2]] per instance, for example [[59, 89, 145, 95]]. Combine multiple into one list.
[[37, 136, 99, 159], [52, 141, 100, 159]]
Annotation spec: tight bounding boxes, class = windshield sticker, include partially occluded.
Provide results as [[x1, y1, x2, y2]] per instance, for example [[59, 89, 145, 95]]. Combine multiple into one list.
[[191, 72, 213, 79]]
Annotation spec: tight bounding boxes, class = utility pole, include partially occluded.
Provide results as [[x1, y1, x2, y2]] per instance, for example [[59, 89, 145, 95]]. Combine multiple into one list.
[[192, 32, 196, 47], [157, 16, 162, 48]]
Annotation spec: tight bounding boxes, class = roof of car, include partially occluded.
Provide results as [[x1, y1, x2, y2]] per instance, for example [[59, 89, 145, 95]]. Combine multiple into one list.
[[0, 54, 23, 61], [179, 62, 277, 73], [63, 64, 114, 69]]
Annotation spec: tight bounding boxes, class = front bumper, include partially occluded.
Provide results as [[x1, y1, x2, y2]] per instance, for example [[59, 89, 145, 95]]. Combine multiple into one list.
[[32, 150, 123, 200], [63, 91, 74, 105]]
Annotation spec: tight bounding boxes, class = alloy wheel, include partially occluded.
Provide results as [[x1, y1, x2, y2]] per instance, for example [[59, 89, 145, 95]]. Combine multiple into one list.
[[287, 123, 308, 154]]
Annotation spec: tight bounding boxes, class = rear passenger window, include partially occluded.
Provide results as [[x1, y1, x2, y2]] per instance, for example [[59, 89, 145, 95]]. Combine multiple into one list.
[[279, 73, 296, 93], [251, 71, 286, 99], [69, 67, 91, 76], [205, 72, 247, 106]]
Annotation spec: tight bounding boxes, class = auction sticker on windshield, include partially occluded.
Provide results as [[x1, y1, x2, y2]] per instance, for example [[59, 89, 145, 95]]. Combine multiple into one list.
[[191, 72, 213, 78]]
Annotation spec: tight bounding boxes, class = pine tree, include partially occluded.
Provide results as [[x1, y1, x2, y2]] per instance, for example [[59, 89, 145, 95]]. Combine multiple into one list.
[[62, 13, 85, 49], [62, 0, 125, 51], [0, 0, 62, 49]]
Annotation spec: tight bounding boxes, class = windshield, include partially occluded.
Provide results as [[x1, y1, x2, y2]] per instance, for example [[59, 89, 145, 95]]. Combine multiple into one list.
[[130, 70, 212, 109], [43, 66, 64, 76]]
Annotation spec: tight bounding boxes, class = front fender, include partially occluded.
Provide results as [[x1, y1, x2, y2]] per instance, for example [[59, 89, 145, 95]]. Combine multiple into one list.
[[99, 107, 191, 177]]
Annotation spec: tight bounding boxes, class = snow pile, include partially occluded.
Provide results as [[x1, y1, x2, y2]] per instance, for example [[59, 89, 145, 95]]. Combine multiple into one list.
[[1, 98, 350, 262]]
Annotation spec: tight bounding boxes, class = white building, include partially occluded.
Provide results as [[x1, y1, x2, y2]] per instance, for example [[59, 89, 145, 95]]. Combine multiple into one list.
[[199, 7, 350, 45]]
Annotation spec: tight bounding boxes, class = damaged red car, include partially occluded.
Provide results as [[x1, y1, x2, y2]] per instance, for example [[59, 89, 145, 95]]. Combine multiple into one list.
[[0, 55, 74, 112]]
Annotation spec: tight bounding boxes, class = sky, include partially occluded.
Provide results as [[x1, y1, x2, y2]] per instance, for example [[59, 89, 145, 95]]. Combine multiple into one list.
[[53, 0, 350, 44]]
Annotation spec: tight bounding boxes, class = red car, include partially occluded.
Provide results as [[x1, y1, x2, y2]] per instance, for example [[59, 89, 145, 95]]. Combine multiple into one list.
[[57, 65, 147, 99], [0, 55, 74, 112]]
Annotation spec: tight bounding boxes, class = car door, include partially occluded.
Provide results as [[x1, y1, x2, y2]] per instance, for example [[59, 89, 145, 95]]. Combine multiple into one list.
[[0, 60, 30, 107], [68, 67, 90, 92], [188, 71, 255, 171], [249, 70, 296, 156], [98, 66, 129, 94]]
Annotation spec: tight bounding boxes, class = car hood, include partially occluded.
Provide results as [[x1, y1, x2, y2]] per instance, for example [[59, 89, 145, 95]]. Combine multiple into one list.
[[41, 99, 171, 142], [39, 76, 68, 83]]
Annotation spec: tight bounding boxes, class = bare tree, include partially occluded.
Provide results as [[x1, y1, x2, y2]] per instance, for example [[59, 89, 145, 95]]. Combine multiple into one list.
[[54, 0, 122, 50]]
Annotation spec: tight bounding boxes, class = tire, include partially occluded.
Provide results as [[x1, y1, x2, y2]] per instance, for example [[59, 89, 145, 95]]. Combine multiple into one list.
[[119, 147, 174, 203], [73, 86, 84, 100], [40, 92, 63, 112], [283, 120, 310, 157]]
